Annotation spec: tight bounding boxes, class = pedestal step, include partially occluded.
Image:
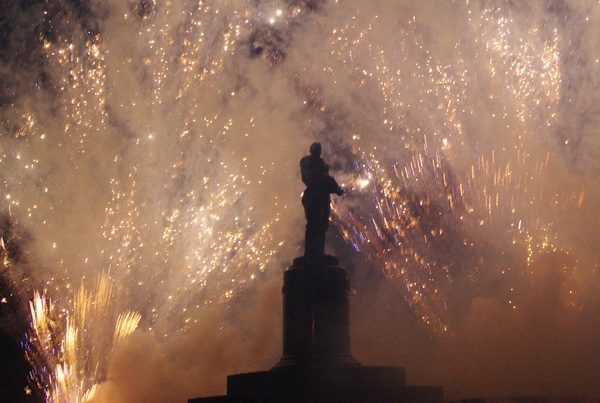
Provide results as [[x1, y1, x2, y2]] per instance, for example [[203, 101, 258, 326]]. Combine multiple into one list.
[[190, 365, 442, 402]]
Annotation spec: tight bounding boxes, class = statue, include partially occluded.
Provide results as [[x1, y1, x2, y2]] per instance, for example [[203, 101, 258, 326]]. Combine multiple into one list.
[[300, 142, 343, 257]]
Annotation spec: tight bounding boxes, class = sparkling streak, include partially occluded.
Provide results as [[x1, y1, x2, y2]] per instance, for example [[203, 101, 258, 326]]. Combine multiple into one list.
[[27, 273, 140, 402]]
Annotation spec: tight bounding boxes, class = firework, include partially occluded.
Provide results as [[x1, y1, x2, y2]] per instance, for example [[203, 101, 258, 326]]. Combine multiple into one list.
[[27, 273, 140, 401], [0, 0, 598, 400]]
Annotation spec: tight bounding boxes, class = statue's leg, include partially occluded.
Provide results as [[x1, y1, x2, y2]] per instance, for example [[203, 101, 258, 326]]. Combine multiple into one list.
[[315, 198, 329, 256], [305, 226, 318, 256], [315, 229, 326, 256], [303, 196, 321, 257], [322, 197, 331, 231]]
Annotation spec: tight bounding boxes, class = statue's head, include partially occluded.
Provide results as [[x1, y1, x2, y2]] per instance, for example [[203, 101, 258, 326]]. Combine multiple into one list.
[[309, 142, 322, 157]]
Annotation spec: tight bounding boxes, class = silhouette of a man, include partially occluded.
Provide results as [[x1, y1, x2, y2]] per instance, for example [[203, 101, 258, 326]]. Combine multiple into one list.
[[300, 142, 343, 257]]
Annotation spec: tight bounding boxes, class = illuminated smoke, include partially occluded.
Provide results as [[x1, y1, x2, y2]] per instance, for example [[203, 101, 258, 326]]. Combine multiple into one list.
[[0, 0, 599, 400]]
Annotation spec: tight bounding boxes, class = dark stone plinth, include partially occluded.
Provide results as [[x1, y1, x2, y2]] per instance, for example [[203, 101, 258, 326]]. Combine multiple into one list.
[[190, 365, 442, 402], [188, 257, 443, 402], [190, 366, 441, 402], [274, 256, 358, 368], [228, 366, 406, 396]]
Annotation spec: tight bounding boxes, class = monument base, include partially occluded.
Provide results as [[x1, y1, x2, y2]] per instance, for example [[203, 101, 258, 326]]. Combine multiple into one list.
[[189, 257, 442, 402], [189, 364, 442, 402]]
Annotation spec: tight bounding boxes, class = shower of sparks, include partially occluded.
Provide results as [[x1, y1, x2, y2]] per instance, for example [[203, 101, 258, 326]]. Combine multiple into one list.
[[327, 1, 590, 332], [27, 273, 140, 402], [0, 0, 598, 400], [334, 143, 585, 333], [298, 2, 587, 330], [3, 2, 301, 400]]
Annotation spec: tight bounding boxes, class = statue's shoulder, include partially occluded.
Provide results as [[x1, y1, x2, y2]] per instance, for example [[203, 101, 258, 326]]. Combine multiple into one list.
[[300, 155, 330, 186], [300, 155, 320, 171]]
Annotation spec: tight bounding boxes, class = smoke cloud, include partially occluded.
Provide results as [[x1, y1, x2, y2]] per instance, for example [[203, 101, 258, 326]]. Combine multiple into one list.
[[0, 0, 599, 401]]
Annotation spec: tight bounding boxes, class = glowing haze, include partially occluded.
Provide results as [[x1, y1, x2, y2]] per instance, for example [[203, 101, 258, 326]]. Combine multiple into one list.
[[1, 0, 599, 401]]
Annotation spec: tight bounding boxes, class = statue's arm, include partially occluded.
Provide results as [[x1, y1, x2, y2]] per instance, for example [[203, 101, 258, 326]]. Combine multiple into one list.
[[327, 175, 343, 196]]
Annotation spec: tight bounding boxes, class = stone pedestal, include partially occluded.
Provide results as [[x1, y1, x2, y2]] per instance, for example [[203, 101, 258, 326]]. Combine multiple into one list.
[[189, 257, 443, 402], [274, 256, 357, 368]]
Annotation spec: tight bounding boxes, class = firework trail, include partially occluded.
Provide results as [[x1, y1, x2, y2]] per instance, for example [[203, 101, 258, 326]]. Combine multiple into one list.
[[27, 274, 140, 402]]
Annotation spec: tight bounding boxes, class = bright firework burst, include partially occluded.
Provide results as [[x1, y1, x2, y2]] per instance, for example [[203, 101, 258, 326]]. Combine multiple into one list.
[[27, 273, 140, 402]]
